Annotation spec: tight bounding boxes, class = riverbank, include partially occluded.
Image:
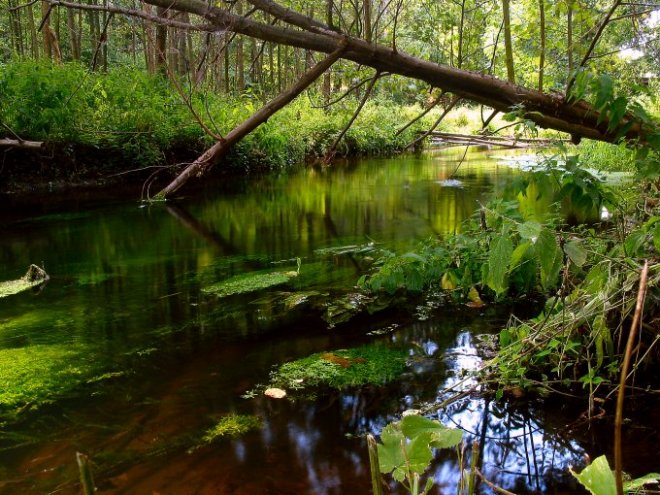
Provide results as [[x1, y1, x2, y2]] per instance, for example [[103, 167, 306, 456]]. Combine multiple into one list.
[[0, 61, 439, 195]]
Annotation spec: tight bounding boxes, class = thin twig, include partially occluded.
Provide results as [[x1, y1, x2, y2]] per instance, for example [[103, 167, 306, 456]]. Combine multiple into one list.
[[614, 261, 649, 495], [474, 468, 518, 495], [405, 96, 460, 149], [323, 71, 381, 163], [566, 0, 622, 94], [395, 91, 445, 136]]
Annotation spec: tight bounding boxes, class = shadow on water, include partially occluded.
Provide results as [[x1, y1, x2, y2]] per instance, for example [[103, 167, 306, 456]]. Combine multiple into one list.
[[1, 148, 657, 493]]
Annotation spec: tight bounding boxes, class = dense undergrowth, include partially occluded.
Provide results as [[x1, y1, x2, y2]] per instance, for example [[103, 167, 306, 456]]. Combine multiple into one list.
[[358, 147, 660, 400], [0, 61, 431, 187]]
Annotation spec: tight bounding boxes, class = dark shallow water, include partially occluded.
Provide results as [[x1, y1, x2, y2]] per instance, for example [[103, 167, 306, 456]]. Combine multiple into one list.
[[1, 148, 657, 494]]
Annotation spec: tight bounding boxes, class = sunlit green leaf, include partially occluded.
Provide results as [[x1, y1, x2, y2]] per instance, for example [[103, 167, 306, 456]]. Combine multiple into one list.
[[487, 234, 513, 295], [400, 415, 463, 449], [564, 240, 587, 267], [536, 228, 562, 290], [570, 455, 616, 495]]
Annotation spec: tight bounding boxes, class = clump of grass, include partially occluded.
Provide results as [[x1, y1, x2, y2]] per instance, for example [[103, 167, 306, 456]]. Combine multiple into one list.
[[262, 344, 408, 394], [202, 414, 262, 443]]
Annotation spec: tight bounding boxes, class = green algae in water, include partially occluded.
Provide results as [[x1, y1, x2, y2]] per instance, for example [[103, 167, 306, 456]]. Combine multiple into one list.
[[202, 414, 262, 443], [0, 265, 49, 299], [0, 344, 95, 410], [260, 344, 408, 394], [203, 270, 297, 297]]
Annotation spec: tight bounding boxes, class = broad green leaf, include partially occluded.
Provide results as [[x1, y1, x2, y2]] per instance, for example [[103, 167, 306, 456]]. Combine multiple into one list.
[[400, 415, 463, 449], [401, 252, 426, 263], [378, 424, 406, 477], [377, 423, 434, 480], [510, 241, 531, 269], [441, 271, 458, 290], [570, 455, 616, 495], [518, 221, 542, 240], [487, 235, 513, 295], [564, 240, 587, 267], [652, 221, 660, 252], [405, 433, 434, 474], [536, 228, 563, 290]]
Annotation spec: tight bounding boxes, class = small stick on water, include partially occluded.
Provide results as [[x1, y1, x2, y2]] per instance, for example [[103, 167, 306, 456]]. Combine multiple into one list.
[[76, 452, 96, 495], [367, 434, 384, 495]]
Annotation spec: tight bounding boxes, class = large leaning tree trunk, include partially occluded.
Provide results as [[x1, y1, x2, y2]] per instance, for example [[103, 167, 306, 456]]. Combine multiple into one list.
[[51, 0, 653, 144], [137, 0, 651, 143], [48, 0, 657, 198], [153, 41, 347, 199]]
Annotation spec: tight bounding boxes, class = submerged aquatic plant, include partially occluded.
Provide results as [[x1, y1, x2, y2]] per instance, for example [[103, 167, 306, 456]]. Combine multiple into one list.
[[202, 270, 297, 298], [202, 414, 262, 443], [0, 265, 49, 299], [247, 344, 408, 398]]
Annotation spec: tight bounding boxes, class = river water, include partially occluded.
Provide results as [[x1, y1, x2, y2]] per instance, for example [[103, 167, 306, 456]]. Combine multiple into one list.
[[0, 148, 656, 494]]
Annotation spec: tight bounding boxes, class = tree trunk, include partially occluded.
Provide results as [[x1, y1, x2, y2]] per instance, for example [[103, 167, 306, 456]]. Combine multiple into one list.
[[502, 0, 515, 83], [538, 0, 545, 91], [67, 7, 81, 59], [567, 2, 573, 75], [236, 2, 245, 91], [363, 0, 372, 43], [156, 6, 168, 73], [27, 2, 39, 58], [41, 1, 53, 58], [154, 42, 347, 199]]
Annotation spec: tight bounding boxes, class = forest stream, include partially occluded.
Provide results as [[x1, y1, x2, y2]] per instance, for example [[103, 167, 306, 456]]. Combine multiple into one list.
[[1, 148, 658, 494]]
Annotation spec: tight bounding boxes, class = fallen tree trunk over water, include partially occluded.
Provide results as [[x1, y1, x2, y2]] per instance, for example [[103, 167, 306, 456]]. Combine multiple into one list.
[[427, 132, 569, 148], [135, 0, 650, 144]]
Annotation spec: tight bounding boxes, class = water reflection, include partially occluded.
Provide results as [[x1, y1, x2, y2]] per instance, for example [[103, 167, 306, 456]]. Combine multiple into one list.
[[0, 149, 642, 494]]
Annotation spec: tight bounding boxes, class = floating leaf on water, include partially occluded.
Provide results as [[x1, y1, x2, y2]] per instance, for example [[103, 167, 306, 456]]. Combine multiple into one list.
[[264, 387, 287, 399]]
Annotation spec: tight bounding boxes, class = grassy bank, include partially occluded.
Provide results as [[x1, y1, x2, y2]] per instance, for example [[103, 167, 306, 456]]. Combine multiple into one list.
[[0, 61, 432, 190]]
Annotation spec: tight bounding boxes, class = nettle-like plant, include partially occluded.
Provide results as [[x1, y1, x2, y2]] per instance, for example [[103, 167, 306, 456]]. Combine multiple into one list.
[[368, 415, 463, 495]]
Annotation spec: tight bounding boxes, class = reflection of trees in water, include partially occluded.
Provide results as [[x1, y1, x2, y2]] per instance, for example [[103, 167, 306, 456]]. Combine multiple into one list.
[[244, 317, 587, 494]]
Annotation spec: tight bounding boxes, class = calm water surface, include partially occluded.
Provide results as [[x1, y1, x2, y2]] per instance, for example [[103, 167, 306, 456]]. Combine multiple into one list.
[[1, 149, 656, 494]]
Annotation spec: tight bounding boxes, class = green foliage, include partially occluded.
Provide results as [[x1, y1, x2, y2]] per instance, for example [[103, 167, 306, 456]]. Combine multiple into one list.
[[253, 344, 408, 396], [376, 415, 463, 495], [202, 414, 262, 443], [0, 61, 431, 175], [570, 455, 660, 495]]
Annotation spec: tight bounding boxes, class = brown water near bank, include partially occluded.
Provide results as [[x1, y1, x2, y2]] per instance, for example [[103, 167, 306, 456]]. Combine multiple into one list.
[[0, 148, 657, 494]]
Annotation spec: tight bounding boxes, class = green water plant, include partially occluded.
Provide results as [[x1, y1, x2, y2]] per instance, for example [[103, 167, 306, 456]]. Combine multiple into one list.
[[246, 344, 408, 398], [202, 269, 298, 298], [0, 265, 49, 299], [369, 415, 463, 495], [202, 414, 262, 443]]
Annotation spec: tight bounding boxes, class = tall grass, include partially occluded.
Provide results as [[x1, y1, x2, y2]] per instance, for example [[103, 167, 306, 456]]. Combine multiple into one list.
[[0, 61, 432, 173]]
